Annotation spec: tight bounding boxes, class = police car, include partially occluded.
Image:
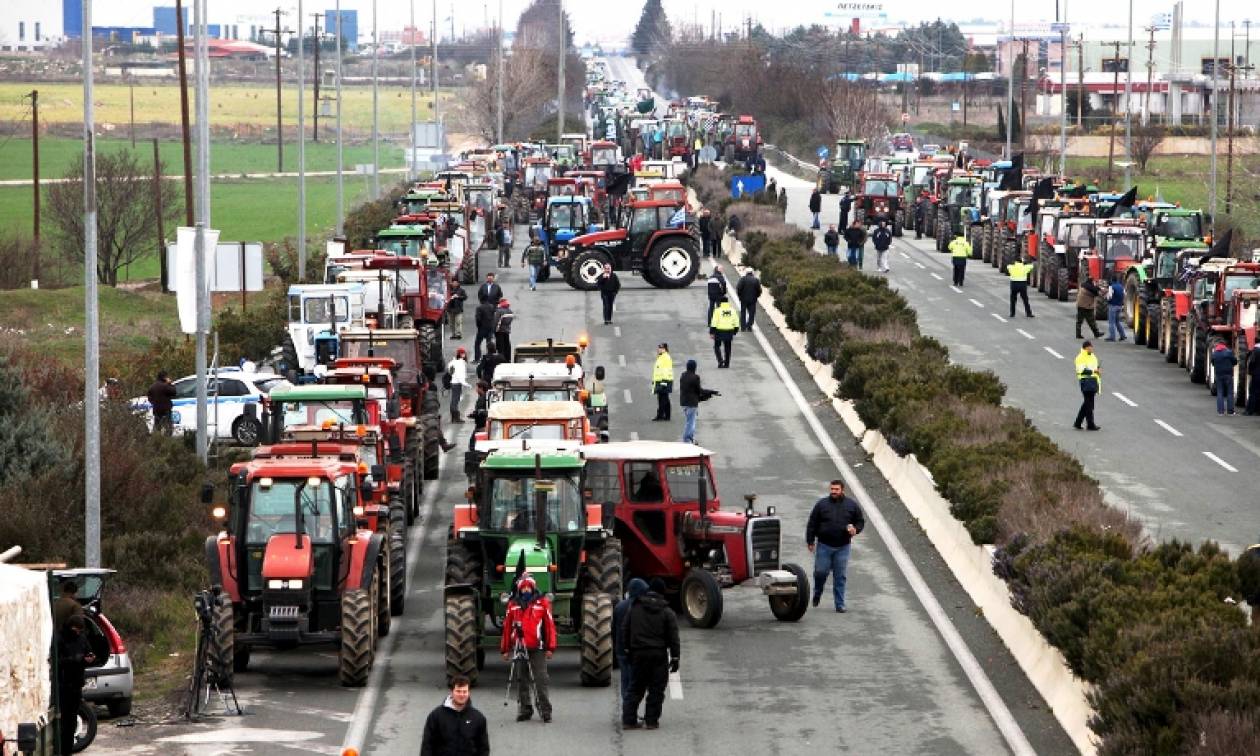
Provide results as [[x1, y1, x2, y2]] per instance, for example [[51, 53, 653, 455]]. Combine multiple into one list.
[[129, 367, 287, 445]]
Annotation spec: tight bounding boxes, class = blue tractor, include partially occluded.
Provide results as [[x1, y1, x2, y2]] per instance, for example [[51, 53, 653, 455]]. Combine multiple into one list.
[[534, 195, 600, 282]]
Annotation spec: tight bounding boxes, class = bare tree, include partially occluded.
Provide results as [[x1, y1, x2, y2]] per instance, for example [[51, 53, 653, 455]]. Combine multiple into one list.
[[45, 150, 182, 286], [814, 77, 892, 145], [1129, 124, 1166, 173], [459, 47, 564, 142]]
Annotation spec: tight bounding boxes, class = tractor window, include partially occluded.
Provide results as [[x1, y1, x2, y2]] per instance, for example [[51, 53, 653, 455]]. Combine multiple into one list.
[[630, 208, 657, 235], [303, 297, 349, 324], [592, 148, 617, 165], [246, 480, 335, 545], [1156, 215, 1201, 240], [280, 400, 367, 429], [1156, 252, 1178, 279], [664, 463, 715, 503], [910, 165, 931, 185], [377, 238, 426, 257], [1065, 224, 1093, 248], [1224, 274, 1260, 299], [499, 388, 572, 401], [584, 460, 621, 509], [427, 269, 448, 311], [947, 185, 973, 205], [549, 204, 575, 229], [862, 179, 898, 197], [734, 123, 754, 138], [626, 462, 664, 502], [488, 475, 582, 532], [342, 340, 419, 388], [336, 475, 354, 536], [1104, 236, 1137, 261]]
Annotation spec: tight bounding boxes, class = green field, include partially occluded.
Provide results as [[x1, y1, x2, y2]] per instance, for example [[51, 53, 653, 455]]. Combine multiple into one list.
[[0, 284, 178, 361], [0, 135, 407, 181]]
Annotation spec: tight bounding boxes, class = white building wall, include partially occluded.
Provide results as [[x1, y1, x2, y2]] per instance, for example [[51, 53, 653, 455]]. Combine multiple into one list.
[[0, 4, 64, 51]]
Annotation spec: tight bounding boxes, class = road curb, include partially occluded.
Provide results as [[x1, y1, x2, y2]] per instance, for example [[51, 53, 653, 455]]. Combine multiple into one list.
[[718, 228, 1097, 756]]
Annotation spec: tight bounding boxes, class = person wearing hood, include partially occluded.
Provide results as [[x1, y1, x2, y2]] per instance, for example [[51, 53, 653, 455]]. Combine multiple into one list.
[[501, 576, 556, 722], [621, 578, 680, 731], [1211, 340, 1239, 415], [420, 675, 490, 756], [706, 266, 728, 323], [493, 298, 515, 362], [613, 578, 649, 703], [678, 360, 704, 444]]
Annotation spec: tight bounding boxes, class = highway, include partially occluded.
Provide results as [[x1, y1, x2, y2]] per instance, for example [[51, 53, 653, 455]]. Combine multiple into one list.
[[763, 162, 1260, 556]]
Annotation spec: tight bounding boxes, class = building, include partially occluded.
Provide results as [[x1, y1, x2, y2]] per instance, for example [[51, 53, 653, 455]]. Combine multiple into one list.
[[325, 8, 357, 52], [0, 4, 63, 51], [151, 6, 272, 43]]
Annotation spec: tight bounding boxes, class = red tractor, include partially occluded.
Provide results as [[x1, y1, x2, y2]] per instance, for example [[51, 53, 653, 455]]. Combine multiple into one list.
[[852, 172, 904, 236], [724, 115, 763, 164], [1182, 261, 1260, 384], [561, 199, 699, 291], [580, 441, 809, 628], [1077, 220, 1147, 317], [204, 444, 390, 686], [1211, 289, 1260, 407]]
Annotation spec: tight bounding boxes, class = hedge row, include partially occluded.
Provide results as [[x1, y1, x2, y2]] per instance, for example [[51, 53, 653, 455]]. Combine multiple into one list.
[[689, 164, 1260, 755]]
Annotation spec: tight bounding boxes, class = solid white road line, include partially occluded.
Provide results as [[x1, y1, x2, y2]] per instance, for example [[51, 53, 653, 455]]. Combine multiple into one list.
[[342, 449, 446, 754], [618, 354, 626, 367], [950, 285, 963, 293], [668, 671, 684, 700], [1043, 346, 1064, 359], [623, 389, 633, 404], [1154, 419, 1184, 437], [1111, 392, 1138, 407], [931, 272, 943, 280], [991, 313, 1007, 323], [968, 298, 985, 308], [1203, 451, 1238, 472], [745, 306, 1036, 756], [1016, 329, 1035, 340]]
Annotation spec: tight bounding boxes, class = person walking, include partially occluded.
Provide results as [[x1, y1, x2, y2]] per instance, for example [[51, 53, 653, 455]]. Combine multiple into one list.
[[735, 269, 762, 332], [843, 220, 867, 269], [709, 296, 739, 368], [1105, 276, 1126, 341], [808, 187, 822, 229], [56, 615, 95, 755], [710, 213, 725, 258], [913, 192, 929, 240], [419, 676, 490, 756], [598, 263, 621, 325], [1075, 276, 1103, 340], [1007, 256, 1035, 318], [1073, 340, 1102, 431], [838, 189, 853, 230], [678, 359, 703, 444], [477, 343, 506, 385], [706, 266, 727, 323], [948, 232, 970, 286], [447, 282, 467, 340], [446, 348, 470, 424], [651, 343, 674, 421], [473, 297, 496, 361], [467, 380, 491, 450], [477, 272, 503, 305], [500, 576, 556, 723], [766, 177, 777, 200], [620, 579, 680, 731], [1248, 343, 1260, 415], [521, 233, 546, 291], [871, 220, 893, 273], [613, 578, 648, 704], [777, 187, 789, 217], [698, 208, 713, 258], [498, 223, 514, 268], [146, 371, 177, 435], [823, 224, 840, 257], [805, 480, 865, 613], [1211, 341, 1239, 415], [493, 298, 515, 361]]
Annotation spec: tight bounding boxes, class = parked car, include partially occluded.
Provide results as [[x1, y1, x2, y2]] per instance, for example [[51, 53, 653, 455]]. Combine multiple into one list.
[[53, 568, 134, 719], [129, 366, 286, 445]]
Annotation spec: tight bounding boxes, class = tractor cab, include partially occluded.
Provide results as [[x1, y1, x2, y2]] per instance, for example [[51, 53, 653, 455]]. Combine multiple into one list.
[[820, 138, 867, 194], [1147, 208, 1205, 245], [579, 441, 808, 629], [374, 226, 437, 260], [511, 336, 590, 365], [547, 144, 578, 170], [588, 141, 620, 170], [853, 172, 903, 235], [397, 189, 450, 218], [724, 115, 762, 163], [490, 362, 584, 404], [284, 284, 368, 378], [264, 384, 374, 442]]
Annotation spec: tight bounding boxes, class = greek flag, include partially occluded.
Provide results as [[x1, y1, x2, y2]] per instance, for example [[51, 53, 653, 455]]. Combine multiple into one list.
[[668, 208, 688, 228]]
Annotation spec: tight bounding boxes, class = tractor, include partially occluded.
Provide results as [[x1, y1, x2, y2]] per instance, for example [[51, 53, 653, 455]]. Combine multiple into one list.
[[1210, 289, 1260, 408], [516, 158, 554, 223], [465, 400, 600, 478], [1031, 202, 1092, 300], [663, 118, 692, 162], [464, 182, 497, 253], [488, 355, 608, 435], [1124, 242, 1208, 357], [282, 283, 368, 378], [977, 190, 1030, 271], [852, 173, 903, 236], [818, 138, 867, 194], [1077, 220, 1147, 318], [1182, 262, 1260, 384], [579, 441, 809, 629], [933, 176, 983, 253], [723, 115, 763, 164], [562, 199, 699, 291], [535, 196, 599, 283], [205, 445, 389, 686], [443, 449, 620, 686]]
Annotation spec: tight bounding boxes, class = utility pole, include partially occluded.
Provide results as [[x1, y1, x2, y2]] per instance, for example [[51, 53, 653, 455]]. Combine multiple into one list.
[[495, 0, 503, 144], [1106, 41, 1122, 183], [312, 12, 322, 142], [1142, 25, 1156, 125], [272, 8, 286, 172], [153, 138, 166, 290], [432, 0, 439, 127], [409, 0, 416, 182], [1123, 0, 1134, 188], [372, 0, 379, 198], [83, 0, 101, 570], [1018, 39, 1029, 154], [297, 0, 306, 280], [176, 0, 193, 225], [557, 0, 566, 142], [1077, 35, 1084, 127], [128, 76, 135, 147], [335, 0, 344, 235], [30, 89, 40, 281], [1057, 0, 1068, 177], [1225, 57, 1235, 215], [1004, 0, 1015, 158], [1209, 0, 1219, 235], [193, 0, 211, 465]]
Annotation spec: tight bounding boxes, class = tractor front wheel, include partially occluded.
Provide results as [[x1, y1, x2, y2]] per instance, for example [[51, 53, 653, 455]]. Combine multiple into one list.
[[377, 552, 393, 636], [768, 563, 810, 622], [207, 597, 235, 686], [421, 409, 442, 481], [418, 322, 443, 379], [579, 593, 614, 687], [338, 584, 376, 687], [444, 593, 480, 685], [648, 239, 700, 289], [389, 501, 407, 616], [680, 568, 723, 629], [569, 249, 610, 291], [1145, 305, 1160, 350]]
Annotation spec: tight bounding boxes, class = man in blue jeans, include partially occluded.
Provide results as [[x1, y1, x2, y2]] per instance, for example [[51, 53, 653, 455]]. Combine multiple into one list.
[[805, 479, 865, 612], [1105, 276, 1127, 341]]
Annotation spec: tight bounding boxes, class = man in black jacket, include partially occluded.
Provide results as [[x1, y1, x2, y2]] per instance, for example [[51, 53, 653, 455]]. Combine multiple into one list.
[[678, 359, 703, 444], [476, 272, 503, 305], [597, 263, 621, 325], [735, 270, 762, 332], [808, 187, 822, 229], [621, 580, 680, 730], [419, 676, 490, 756], [473, 299, 496, 361], [146, 371, 177, 435], [842, 221, 868, 269], [698, 208, 712, 258], [57, 615, 95, 754], [805, 479, 865, 612], [447, 282, 467, 340], [706, 266, 727, 323], [838, 190, 853, 230], [871, 220, 893, 274]]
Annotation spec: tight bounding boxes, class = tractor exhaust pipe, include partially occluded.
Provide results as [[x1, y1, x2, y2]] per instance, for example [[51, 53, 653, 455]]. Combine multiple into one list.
[[534, 453, 546, 548]]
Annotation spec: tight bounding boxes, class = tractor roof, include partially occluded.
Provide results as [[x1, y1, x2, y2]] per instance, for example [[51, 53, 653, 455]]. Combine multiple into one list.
[[630, 199, 687, 209], [287, 282, 366, 296], [482, 448, 584, 470], [580, 440, 713, 462], [271, 385, 368, 402], [487, 400, 586, 421], [492, 362, 582, 384], [339, 328, 420, 342]]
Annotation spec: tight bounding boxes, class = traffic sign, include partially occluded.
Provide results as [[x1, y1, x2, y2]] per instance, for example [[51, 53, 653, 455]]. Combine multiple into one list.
[[1050, 22, 1071, 33], [817, 146, 830, 159], [730, 174, 766, 199]]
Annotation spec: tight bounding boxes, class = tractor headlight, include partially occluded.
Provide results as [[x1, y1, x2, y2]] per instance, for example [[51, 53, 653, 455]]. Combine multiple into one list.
[[267, 579, 304, 590]]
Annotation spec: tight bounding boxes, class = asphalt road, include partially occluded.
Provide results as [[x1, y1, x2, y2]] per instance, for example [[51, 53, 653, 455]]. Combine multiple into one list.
[[763, 162, 1260, 556]]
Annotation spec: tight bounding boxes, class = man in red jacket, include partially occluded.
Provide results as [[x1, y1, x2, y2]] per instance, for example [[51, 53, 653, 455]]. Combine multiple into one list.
[[500, 576, 556, 722]]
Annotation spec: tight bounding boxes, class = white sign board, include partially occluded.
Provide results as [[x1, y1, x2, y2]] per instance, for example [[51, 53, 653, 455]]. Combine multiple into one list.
[[412, 121, 446, 150], [327, 239, 346, 258], [172, 227, 220, 334], [211, 242, 265, 293]]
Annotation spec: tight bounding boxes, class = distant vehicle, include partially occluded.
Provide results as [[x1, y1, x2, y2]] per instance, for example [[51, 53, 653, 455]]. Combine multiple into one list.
[[129, 367, 286, 445], [53, 568, 134, 719]]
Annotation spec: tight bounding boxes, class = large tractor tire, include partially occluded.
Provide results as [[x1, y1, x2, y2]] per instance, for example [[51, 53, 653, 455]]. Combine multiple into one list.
[[421, 410, 442, 481], [1178, 323, 1190, 368], [1145, 305, 1160, 350], [73, 701, 97, 753], [280, 333, 300, 376], [1056, 263, 1070, 302], [968, 226, 982, 259], [389, 502, 407, 616], [979, 226, 991, 263], [1207, 348, 1219, 395], [459, 249, 477, 285], [444, 593, 480, 685], [377, 549, 393, 636], [579, 593, 614, 687], [1132, 298, 1147, 346], [584, 538, 623, 596], [568, 249, 610, 291], [338, 584, 376, 687], [935, 218, 949, 252], [680, 567, 723, 629], [418, 322, 443, 379], [402, 460, 418, 526], [445, 542, 483, 586], [724, 144, 735, 163], [647, 239, 700, 289], [1190, 330, 1207, 383], [207, 597, 235, 686], [768, 562, 810, 622], [892, 214, 903, 238]]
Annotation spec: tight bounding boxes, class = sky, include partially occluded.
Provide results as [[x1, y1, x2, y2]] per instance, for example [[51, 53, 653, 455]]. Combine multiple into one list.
[[87, 1, 1258, 46]]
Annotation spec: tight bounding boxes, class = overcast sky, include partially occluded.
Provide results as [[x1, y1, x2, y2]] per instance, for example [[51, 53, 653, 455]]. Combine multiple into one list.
[[93, 1, 1257, 45]]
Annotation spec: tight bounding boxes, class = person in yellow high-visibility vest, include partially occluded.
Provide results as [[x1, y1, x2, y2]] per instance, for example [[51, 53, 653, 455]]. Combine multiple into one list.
[[651, 343, 674, 422], [1007, 256, 1035, 318], [948, 233, 971, 286], [709, 296, 740, 368], [1073, 341, 1101, 431]]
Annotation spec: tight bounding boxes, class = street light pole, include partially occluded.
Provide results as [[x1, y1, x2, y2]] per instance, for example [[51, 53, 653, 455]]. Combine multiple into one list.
[[1209, 0, 1219, 234], [193, 0, 210, 464], [1004, 0, 1014, 158], [1123, 0, 1134, 188], [83, 0, 101, 569], [1058, 0, 1068, 177], [372, 0, 380, 198], [297, 0, 306, 281], [496, 0, 503, 144], [432, 0, 439, 126], [335, 0, 344, 235], [410, 0, 417, 182], [557, 0, 565, 143]]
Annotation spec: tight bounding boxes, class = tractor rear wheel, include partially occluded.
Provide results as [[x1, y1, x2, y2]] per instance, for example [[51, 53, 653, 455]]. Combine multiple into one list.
[[1132, 298, 1146, 346], [207, 597, 235, 686], [444, 593, 480, 685], [444, 542, 483, 587], [935, 219, 948, 252], [377, 551, 393, 636], [768, 562, 810, 622], [338, 583, 376, 687], [585, 538, 623, 596], [402, 461, 418, 526], [579, 593, 614, 687], [569, 249, 610, 291], [1145, 305, 1160, 350], [647, 239, 700, 289], [460, 248, 477, 284], [421, 410, 442, 481], [1163, 304, 1178, 363], [1056, 263, 1070, 302], [281, 333, 299, 375], [389, 502, 407, 616], [1190, 330, 1207, 383], [418, 322, 443, 379], [680, 568, 723, 629]]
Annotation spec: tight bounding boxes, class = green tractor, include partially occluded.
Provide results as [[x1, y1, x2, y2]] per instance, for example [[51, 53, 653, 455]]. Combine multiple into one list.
[[818, 138, 867, 194], [934, 175, 983, 253], [443, 449, 621, 687]]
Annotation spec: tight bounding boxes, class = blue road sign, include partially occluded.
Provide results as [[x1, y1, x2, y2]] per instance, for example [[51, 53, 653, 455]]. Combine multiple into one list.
[[817, 146, 830, 159], [731, 174, 766, 199]]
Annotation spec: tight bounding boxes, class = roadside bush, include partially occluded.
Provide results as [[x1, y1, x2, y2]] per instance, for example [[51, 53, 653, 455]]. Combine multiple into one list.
[[214, 286, 289, 366]]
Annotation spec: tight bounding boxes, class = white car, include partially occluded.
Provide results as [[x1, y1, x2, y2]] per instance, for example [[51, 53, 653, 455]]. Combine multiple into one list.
[[129, 367, 286, 445]]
